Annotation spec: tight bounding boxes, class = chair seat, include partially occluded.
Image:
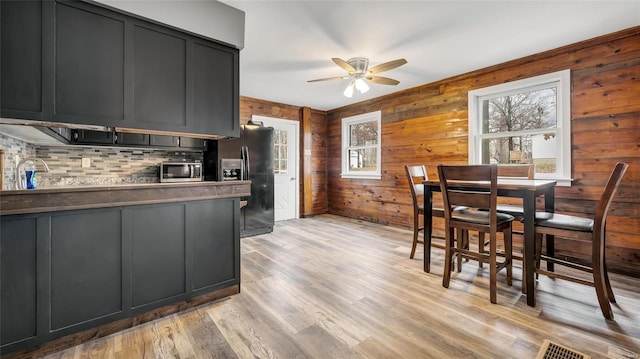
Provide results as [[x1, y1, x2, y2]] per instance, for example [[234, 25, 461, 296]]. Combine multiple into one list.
[[533, 212, 594, 232], [452, 209, 514, 225], [418, 205, 468, 217], [478, 204, 524, 217]]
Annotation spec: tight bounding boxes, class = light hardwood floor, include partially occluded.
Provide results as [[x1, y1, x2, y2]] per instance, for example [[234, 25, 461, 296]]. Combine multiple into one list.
[[43, 215, 640, 358]]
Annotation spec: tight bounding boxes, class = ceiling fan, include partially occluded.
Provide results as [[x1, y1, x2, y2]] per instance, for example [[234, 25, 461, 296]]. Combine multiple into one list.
[[308, 57, 408, 98]]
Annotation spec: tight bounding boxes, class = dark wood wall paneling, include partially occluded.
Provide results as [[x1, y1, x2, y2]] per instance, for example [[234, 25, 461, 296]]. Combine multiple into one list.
[[324, 26, 640, 276], [239, 96, 328, 216]]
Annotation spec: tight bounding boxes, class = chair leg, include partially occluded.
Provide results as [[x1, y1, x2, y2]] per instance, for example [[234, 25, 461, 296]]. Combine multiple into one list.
[[603, 259, 616, 303], [456, 228, 465, 272], [478, 232, 485, 268], [442, 227, 455, 289], [504, 227, 513, 286], [534, 233, 543, 280], [546, 234, 555, 272], [593, 261, 614, 320], [410, 213, 419, 259], [489, 231, 497, 304]]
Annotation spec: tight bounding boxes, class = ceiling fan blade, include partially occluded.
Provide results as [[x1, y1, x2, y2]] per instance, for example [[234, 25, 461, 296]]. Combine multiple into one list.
[[307, 76, 349, 83], [367, 59, 407, 74], [332, 58, 356, 73], [366, 76, 400, 85]]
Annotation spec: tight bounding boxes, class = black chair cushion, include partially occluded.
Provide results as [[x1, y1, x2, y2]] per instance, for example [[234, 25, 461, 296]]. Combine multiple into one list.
[[478, 204, 524, 217], [418, 205, 468, 216], [452, 209, 514, 225], [532, 212, 594, 232]]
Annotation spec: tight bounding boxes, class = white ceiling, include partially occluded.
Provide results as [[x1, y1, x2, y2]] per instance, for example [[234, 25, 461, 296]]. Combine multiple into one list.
[[220, 0, 640, 111]]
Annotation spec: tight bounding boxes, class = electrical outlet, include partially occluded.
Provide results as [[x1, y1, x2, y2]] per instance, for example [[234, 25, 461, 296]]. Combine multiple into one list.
[[81, 158, 91, 168]]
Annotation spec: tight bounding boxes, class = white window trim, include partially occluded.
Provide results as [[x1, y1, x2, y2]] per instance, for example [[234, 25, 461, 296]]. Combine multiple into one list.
[[468, 69, 572, 186], [341, 110, 382, 179]]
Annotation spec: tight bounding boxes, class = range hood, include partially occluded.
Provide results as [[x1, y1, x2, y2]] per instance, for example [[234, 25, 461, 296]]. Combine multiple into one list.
[[0, 118, 111, 146]]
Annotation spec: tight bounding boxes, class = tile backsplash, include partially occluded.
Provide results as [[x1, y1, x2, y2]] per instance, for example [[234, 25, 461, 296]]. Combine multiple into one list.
[[1, 133, 202, 189]]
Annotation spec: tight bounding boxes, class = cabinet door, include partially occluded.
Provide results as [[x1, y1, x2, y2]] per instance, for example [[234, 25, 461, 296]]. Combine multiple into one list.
[[192, 41, 239, 137], [133, 25, 187, 131], [188, 199, 239, 292], [150, 135, 179, 148], [1, 217, 38, 347], [131, 204, 186, 308], [49, 209, 123, 331], [116, 132, 150, 146], [0, 0, 43, 119], [71, 129, 115, 145], [179, 137, 206, 150], [54, 1, 125, 126]]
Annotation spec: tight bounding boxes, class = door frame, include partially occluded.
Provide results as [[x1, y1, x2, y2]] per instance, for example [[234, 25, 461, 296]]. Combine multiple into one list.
[[252, 115, 300, 220]]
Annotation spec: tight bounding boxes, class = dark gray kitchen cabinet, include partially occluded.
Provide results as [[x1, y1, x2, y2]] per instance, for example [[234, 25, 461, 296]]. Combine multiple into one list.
[[133, 25, 187, 130], [71, 129, 116, 145], [115, 132, 150, 146], [192, 40, 239, 137], [0, 216, 39, 348], [189, 199, 237, 292], [131, 204, 187, 308], [0, 0, 44, 120], [49, 209, 123, 332], [0, 197, 240, 355], [54, 1, 125, 126], [1, 0, 239, 139], [149, 135, 179, 148]]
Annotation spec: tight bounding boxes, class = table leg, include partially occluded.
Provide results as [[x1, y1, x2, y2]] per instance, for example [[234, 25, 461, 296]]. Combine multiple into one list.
[[522, 191, 536, 307], [424, 186, 433, 273], [544, 187, 555, 271]]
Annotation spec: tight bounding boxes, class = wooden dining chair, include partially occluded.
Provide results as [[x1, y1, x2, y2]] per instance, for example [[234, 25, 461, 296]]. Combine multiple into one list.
[[405, 165, 468, 261], [478, 164, 534, 265], [405, 165, 443, 259], [533, 162, 628, 320], [438, 164, 514, 304]]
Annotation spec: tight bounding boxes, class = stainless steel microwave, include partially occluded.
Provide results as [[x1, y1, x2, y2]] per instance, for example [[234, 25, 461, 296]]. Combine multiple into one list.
[[159, 162, 202, 183]]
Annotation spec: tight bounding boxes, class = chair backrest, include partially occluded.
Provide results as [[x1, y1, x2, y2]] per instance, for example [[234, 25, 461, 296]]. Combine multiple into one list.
[[593, 162, 629, 240], [405, 165, 427, 209], [497, 164, 534, 179], [437, 164, 498, 219]]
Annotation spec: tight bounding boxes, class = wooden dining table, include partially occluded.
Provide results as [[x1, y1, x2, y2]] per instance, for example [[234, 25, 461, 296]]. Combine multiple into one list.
[[423, 178, 557, 307]]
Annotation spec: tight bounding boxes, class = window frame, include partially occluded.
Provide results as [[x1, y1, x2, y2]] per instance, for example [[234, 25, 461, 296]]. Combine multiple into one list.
[[341, 110, 382, 179], [468, 69, 572, 186]]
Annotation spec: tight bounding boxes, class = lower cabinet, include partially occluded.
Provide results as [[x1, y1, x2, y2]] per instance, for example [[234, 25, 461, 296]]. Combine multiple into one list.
[[0, 198, 240, 355]]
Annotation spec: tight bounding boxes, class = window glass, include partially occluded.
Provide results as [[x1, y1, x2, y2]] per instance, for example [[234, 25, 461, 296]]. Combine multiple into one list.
[[468, 70, 571, 184], [274, 129, 287, 174], [341, 111, 381, 179]]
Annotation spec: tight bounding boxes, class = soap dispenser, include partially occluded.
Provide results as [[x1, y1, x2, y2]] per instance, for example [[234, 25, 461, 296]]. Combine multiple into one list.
[[24, 160, 37, 189]]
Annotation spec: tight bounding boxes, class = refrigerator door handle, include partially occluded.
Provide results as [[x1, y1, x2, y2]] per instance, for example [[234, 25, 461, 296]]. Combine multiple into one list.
[[244, 145, 250, 180]]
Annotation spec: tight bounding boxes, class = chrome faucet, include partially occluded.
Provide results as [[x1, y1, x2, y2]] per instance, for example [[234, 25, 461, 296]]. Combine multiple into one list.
[[15, 158, 50, 190]]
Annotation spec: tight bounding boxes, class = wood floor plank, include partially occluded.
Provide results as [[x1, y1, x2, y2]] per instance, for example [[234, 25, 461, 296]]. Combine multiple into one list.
[[36, 214, 640, 359]]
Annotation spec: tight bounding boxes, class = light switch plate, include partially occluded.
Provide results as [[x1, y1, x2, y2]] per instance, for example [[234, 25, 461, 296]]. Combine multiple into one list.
[[81, 158, 91, 168]]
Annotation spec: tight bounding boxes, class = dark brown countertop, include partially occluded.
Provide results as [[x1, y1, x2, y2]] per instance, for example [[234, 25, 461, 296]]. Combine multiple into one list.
[[0, 181, 251, 215]]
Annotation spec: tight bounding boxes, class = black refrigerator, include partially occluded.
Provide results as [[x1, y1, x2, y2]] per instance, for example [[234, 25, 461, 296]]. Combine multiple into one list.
[[204, 123, 274, 237]]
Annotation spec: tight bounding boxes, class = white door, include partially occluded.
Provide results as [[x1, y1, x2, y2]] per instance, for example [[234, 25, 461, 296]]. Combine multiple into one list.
[[252, 115, 299, 221]]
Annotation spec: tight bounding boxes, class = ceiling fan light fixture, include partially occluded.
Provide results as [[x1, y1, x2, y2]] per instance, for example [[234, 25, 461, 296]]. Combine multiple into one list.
[[355, 78, 369, 94], [343, 80, 355, 98]]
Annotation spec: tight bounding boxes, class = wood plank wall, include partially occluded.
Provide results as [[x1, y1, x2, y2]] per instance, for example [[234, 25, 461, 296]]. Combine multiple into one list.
[[324, 26, 640, 276], [239, 96, 328, 216]]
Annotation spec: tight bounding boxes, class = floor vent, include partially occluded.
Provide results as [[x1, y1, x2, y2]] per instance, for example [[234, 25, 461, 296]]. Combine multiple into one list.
[[536, 339, 591, 359]]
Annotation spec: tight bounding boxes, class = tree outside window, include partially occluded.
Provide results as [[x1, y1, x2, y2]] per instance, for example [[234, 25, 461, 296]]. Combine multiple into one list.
[[468, 70, 571, 184]]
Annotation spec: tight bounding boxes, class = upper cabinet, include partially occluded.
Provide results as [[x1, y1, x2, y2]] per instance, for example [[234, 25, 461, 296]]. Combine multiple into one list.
[[0, 0, 239, 139], [0, 0, 43, 120], [54, 1, 126, 126]]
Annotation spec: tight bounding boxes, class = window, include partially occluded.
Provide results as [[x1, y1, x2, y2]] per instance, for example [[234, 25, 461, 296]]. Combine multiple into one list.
[[341, 110, 381, 179], [468, 70, 571, 186], [273, 129, 287, 174]]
